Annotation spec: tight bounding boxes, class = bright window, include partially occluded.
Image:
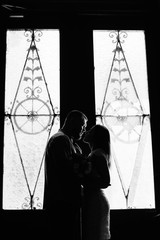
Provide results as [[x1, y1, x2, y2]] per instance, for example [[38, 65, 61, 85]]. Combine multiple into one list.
[[93, 30, 155, 209], [3, 29, 60, 209]]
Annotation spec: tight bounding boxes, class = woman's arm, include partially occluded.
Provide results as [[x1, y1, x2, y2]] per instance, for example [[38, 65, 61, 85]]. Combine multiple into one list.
[[83, 154, 110, 189]]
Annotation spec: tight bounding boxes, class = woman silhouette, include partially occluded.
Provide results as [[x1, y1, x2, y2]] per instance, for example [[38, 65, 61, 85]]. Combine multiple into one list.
[[82, 124, 111, 240]]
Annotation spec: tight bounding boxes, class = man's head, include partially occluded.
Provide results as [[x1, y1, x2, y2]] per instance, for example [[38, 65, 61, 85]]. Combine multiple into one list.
[[62, 110, 88, 140]]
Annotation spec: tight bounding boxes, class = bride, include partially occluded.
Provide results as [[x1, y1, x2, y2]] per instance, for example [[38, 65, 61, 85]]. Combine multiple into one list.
[[82, 124, 111, 240]]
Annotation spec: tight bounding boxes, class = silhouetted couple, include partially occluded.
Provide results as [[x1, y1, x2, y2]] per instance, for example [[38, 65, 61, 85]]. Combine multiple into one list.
[[43, 110, 111, 240]]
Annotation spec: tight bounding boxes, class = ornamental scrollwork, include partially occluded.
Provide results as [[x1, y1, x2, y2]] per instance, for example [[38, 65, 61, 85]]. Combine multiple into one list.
[[24, 29, 43, 42], [109, 30, 128, 43], [24, 86, 42, 98], [11, 29, 55, 135], [22, 196, 42, 210], [100, 30, 144, 143]]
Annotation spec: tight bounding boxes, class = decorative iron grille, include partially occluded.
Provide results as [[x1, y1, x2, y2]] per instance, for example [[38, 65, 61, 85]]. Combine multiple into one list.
[[94, 30, 155, 209], [3, 29, 60, 209]]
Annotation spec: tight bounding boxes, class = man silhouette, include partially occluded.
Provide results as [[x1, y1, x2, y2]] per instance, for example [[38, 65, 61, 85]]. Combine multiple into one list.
[[43, 110, 88, 240]]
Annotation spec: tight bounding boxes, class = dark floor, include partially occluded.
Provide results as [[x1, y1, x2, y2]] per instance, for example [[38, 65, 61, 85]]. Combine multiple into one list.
[[1, 209, 159, 240]]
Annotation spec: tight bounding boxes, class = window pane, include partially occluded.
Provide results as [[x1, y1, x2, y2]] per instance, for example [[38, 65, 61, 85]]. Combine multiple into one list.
[[3, 29, 60, 209], [93, 30, 155, 209]]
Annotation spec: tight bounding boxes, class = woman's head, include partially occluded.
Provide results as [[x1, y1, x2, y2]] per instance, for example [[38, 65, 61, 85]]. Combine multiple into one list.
[[84, 124, 110, 155]]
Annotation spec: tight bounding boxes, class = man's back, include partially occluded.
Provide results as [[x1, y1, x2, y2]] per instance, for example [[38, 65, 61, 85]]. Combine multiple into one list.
[[43, 130, 81, 209]]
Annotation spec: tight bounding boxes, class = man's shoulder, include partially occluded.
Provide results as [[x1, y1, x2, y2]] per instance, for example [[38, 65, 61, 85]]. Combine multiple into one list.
[[49, 130, 70, 144]]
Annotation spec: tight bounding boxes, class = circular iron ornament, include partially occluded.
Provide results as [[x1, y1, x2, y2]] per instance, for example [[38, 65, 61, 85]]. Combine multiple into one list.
[[13, 98, 53, 135], [103, 99, 142, 143]]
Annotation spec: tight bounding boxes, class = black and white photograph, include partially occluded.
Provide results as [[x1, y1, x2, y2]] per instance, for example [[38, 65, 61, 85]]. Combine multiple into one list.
[[0, 1, 160, 239]]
